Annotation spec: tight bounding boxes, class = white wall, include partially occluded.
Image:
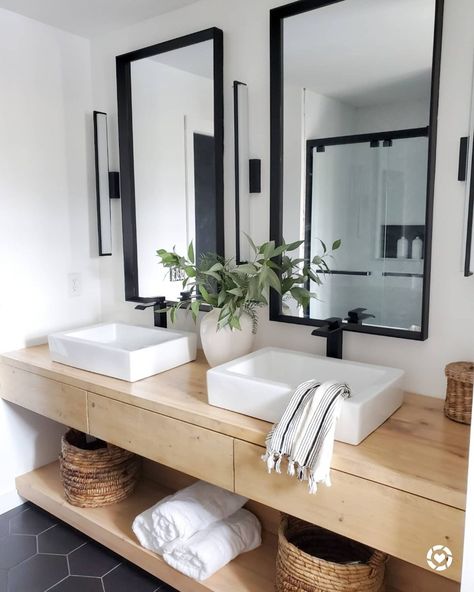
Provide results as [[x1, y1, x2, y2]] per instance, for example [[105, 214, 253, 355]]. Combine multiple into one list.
[[0, 8, 102, 511], [353, 98, 430, 134], [282, 85, 304, 248], [91, 0, 474, 398], [283, 87, 356, 248]]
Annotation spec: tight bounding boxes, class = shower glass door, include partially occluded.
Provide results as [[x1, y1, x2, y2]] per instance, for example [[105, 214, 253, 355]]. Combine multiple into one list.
[[307, 132, 428, 331]]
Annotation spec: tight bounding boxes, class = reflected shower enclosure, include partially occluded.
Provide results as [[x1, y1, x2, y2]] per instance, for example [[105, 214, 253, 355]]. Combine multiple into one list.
[[306, 129, 428, 331]]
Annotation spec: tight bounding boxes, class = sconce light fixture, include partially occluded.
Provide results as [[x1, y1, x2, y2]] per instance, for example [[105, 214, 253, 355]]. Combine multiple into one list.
[[460, 134, 474, 276], [459, 61, 474, 277], [249, 159, 261, 193], [93, 111, 120, 256], [233, 81, 261, 264]]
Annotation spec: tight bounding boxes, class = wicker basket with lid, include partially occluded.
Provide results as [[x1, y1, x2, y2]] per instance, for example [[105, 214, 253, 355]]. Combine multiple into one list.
[[444, 362, 474, 425]]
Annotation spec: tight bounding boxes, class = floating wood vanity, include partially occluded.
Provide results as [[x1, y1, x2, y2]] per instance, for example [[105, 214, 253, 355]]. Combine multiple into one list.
[[0, 346, 469, 591]]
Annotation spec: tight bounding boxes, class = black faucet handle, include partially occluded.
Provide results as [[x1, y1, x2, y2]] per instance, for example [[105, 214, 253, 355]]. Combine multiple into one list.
[[346, 307, 375, 324], [325, 317, 343, 331], [134, 296, 167, 311], [133, 297, 168, 328], [311, 317, 343, 334], [134, 303, 153, 311]]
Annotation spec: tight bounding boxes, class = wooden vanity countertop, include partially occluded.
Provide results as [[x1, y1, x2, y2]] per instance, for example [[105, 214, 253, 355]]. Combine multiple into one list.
[[1, 345, 469, 511]]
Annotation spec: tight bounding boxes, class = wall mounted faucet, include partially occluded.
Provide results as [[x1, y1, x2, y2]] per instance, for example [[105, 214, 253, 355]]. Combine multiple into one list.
[[345, 307, 375, 325], [311, 317, 344, 359]]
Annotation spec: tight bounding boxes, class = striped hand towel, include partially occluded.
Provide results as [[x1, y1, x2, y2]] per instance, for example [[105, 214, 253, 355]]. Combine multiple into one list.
[[262, 380, 351, 494]]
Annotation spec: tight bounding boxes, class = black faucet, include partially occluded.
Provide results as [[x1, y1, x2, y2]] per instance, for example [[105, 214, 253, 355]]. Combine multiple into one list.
[[311, 317, 344, 359], [345, 307, 375, 325], [134, 296, 167, 328]]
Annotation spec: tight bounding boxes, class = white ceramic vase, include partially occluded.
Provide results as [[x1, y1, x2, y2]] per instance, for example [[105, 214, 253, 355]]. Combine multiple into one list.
[[200, 308, 255, 367]]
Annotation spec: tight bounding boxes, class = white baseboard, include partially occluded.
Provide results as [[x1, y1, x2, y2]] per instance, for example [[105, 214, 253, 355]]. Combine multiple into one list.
[[0, 489, 25, 515]]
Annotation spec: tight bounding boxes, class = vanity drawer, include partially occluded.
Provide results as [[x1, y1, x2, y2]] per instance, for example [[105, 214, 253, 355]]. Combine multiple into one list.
[[88, 393, 234, 491], [0, 364, 88, 431], [234, 440, 464, 582]]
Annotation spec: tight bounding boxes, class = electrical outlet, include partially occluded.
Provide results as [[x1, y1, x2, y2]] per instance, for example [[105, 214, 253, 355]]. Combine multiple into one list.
[[68, 273, 82, 297]]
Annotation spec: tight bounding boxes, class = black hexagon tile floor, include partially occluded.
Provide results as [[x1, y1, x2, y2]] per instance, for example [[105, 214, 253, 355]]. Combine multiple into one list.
[[0, 503, 178, 592]]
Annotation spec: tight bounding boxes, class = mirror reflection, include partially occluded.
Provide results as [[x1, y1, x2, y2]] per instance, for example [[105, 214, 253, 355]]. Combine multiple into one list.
[[131, 40, 216, 300], [280, 0, 437, 335], [118, 31, 224, 304]]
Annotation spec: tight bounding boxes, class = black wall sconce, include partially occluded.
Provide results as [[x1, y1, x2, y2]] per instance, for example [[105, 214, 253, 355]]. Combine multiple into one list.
[[93, 111, 120, 256], [249, 159, 261, 194], [459, 135, 474, 276]]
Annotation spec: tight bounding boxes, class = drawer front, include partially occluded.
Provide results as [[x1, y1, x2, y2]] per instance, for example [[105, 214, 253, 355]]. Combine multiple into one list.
[[0, 364, 87, 431], [234, 440, 464, 582], [88, 393, 234, 491]]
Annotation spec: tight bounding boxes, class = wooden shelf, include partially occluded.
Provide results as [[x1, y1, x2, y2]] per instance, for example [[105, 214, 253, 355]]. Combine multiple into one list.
[[2, 345, 469, 511], [16, 461, 460, 592], [16, 462, 277, 592]]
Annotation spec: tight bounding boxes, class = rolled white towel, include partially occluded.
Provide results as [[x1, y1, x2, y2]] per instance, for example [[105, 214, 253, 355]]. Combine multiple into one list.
[[151, 481, 248, 550], [163, 509, 262, 581], [132, 495, 172, 554]]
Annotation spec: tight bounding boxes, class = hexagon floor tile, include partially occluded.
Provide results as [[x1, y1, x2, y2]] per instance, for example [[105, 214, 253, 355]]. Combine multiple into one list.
[[0, 519, 9, 540], [68, 543, 120, 577], [0, 569, 7, 592], [103, 564, 159, 592], [48, 576, 104, 592], [0, 503, 178, 592], [8, 554, 68, 592], [38, 524, 86, 555], [10, 507, 57, 536], [0, 534, 37, 570]]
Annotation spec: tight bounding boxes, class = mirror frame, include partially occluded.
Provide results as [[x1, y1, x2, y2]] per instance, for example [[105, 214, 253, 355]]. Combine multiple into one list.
[[269, 0, 445, 341], [116, 27, 224, 304]]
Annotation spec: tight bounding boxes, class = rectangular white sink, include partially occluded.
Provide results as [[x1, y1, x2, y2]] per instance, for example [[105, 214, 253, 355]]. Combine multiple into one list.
[[48, 323, 197, 382], [207, 347, 404, 445]]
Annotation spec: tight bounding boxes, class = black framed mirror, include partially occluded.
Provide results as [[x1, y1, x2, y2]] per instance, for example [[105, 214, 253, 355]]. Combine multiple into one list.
[[269, 0, 444, 340], [116, 28, 224, 305]]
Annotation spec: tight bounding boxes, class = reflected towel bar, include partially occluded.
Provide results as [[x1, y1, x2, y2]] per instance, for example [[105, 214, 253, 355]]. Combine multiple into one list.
[[315, 270, 372, 277]]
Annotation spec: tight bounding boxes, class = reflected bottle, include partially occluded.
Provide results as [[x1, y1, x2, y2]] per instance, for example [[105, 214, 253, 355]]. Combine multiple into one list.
[[411, 236, 423, 260], [396, 235, 408, 259]]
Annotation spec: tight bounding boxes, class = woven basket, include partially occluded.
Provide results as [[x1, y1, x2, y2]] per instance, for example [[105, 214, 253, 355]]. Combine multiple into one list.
[[444, 362, 474, 425], [59, 429, 141, 508], [276, 516, 387, 592]]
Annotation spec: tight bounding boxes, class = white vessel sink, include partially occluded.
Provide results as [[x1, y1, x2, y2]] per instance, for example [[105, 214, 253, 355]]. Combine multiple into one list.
[[48, 323, 197, 382], [207, 347, 404, 445]]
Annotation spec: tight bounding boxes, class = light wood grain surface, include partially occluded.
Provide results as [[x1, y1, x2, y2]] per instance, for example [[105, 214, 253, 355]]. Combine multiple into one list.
[[16, 458, 462, 592], [143, 459, 461, 592], [16, 462, 276, 592], [88, 393, 235, 490], [234, 440, 464, 583], [1, 345, 469, 510], [386, 557, 460, 592], [0, 363, 88, 431]]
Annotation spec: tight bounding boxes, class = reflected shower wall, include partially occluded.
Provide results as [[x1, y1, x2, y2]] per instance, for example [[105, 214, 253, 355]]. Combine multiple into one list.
[[306, 130, 428, 331]]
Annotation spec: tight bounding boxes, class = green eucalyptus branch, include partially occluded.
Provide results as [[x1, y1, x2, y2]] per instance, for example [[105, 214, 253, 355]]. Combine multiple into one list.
[[156, 234, 340, 333]]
